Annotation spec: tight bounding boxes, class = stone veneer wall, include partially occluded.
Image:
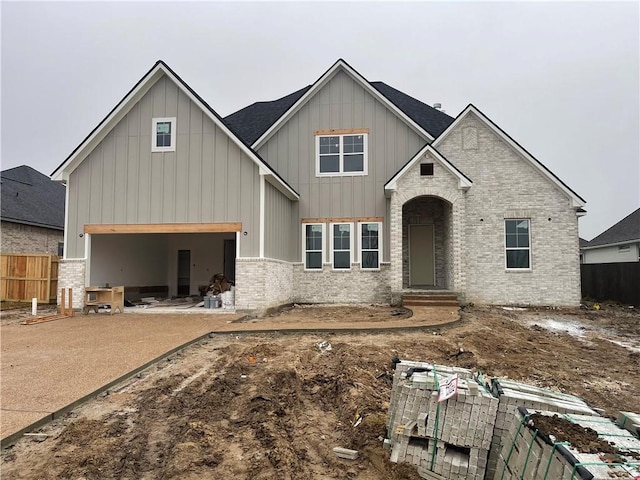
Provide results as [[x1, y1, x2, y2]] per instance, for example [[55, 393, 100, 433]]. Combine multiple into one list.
[[292, 263, 391, 304], [57, 258, 86, 310], [401, 197, 450, 289], [1, 221, 63, 255], [234, 258, 294, 313]]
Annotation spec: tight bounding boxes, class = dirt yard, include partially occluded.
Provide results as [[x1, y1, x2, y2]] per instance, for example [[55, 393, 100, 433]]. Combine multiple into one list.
[[2, 303, 639, 479]]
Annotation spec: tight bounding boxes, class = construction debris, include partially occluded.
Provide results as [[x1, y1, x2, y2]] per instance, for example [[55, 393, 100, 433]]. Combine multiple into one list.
[[22, 288, 73, 325], [206, 273, 232, 296], [332, 447, 359, 460]]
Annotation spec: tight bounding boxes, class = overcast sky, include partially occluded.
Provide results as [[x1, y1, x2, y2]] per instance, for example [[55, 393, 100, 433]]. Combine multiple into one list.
[[2, 1, 638, 240]]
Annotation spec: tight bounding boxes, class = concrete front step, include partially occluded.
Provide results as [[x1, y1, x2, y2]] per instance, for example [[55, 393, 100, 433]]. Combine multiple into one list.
[[401, 292, 460, 308], [403, 300, 460, 307]]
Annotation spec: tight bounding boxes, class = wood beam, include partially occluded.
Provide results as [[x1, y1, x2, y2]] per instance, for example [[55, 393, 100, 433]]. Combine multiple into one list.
[[84, 223, 242, 234], [314, 128, 369, 136]]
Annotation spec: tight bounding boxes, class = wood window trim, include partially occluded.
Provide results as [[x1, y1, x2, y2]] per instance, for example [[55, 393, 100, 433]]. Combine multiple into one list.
[[84, 223, 242, 234], [314, 128, 369, 136], [301, 217, 383, 224]]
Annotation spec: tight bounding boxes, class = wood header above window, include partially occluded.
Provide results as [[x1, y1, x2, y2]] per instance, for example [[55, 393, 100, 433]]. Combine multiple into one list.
[[301, 217, 382, 224], [314, 128, 370, 136], [84, 223, 242, 234]]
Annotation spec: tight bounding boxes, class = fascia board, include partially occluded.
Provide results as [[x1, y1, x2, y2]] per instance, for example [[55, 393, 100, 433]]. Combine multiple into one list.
[[252, 59, 434, 150], [51, 64, 165, 182], [582, 239, 640, 250], [385, 144, 472, 192], [434, 105, 586, 208]]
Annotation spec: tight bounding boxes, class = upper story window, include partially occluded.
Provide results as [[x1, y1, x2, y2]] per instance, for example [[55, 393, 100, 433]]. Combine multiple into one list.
[[505, 219, 531, 269], [152, 117, 176, 152], [316, 130, 368, 176]]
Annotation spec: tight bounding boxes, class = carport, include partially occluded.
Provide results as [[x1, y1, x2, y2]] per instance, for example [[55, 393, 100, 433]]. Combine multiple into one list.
[[84, 223, 240, 301]]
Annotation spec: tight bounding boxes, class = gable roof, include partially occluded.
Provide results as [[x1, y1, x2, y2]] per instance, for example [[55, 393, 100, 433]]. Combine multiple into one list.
[[433, 104, 586, 208], [385, 144, 473, 192], [583, 207, 640, 248], [1, 165, 65, 230], [370, 82, 454, 138], [224, 86, 311, 146], [250, 59, 442, 148], [51, 61, 299, 200]]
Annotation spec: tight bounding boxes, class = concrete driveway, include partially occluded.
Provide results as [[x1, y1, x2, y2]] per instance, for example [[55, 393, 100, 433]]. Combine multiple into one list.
[[1, 312, 242, 443]]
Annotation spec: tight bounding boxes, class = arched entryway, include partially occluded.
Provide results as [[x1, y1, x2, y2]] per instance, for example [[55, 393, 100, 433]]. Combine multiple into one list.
[[402, 196, 453, 289]]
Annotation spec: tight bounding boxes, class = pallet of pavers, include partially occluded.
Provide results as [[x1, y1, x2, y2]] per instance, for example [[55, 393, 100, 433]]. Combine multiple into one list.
[[387, 361, 498, 480], [495, 407, 640, 480], [487, 378, 599, 480], [616, 412, 640, 438]]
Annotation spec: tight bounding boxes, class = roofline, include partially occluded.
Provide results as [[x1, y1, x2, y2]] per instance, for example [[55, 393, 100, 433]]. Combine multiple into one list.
[[1, 217, 64, 231], [252, 59, 435, 149], [582, 239, 640, 250], [432, 104, 587, 208], [51, 61, 299, 200], [385, 143, 473, 192]]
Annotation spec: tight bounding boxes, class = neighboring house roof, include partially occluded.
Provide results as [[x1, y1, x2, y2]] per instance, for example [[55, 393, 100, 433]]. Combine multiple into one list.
[[1, 165, 65, 230], [250, 59, 442, 148], [432, 104, 586, 208], [51, 60, 299, 200], [224, 86, 312, 146], [583, 207, 640, 248], [579, 237, 590, 248]]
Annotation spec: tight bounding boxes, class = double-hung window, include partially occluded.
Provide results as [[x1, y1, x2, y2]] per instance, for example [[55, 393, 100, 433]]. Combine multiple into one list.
[[303, 224, 324, 270], [152, 117, 176, 152], [331, 223, 353, 269], [505, 219, 531, 269], [359, 222, 381, 269], [316, 133, 368, 176]]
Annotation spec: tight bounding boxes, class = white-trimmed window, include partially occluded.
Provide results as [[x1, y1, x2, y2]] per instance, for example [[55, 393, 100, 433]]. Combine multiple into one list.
[[505, 219, 531, 269], [303, 223, 324, 270], [359, 222, 381, 269], [152, 117, 176, 152], [330, 223, 353, 269], [316, 134, 368, 176]]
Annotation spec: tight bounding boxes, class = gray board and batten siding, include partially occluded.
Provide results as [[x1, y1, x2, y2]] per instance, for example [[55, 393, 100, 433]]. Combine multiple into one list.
[[65, 75, 261, 259], [264, 180, 299, 262], [257, 69, 430, 261]]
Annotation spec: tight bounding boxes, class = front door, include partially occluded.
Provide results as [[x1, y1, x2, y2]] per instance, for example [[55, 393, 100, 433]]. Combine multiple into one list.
[[409, 225, 435, 286]]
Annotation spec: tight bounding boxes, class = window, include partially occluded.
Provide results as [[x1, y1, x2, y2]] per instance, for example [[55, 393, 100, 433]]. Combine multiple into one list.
[[331, 223, 353, 269], [619, 245, 631, 252], [303, 224, 324, 270], [505, 219, 530, 269], [359, 222, 381, 269], [420, 163, 434, 176], [152, 117, 176, 152], [316, 133, 368, 176]]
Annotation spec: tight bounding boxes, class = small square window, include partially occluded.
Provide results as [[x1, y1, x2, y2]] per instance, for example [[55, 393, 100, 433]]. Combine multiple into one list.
[[152, 117, 176, 152], [420, 163, 434, 176]]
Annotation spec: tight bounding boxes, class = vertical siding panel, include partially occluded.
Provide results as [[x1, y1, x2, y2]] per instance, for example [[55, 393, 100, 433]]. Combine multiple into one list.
[[101, 140, 115, 223], [226, 137, 240, 222], [125, 134, 139, 223], [113, 122, 128, 222], [213, 125, 227, 221], [165, 80, 179, 117], [150, 154, 163, 222], [188, 131, 202, 222], [174, 90, 190, 220], [152, 77, 166, 117], [138, 93, 153, 222], [201, 131, 214, 221], [75, 164, 91, 256], [89, 144, 104, 222]]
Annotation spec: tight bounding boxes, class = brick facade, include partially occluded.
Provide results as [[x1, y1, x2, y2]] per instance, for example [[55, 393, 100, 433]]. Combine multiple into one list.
[[1, 221, 63, 255], [57, 258, 86, 310], [235, 258, 294, 313]]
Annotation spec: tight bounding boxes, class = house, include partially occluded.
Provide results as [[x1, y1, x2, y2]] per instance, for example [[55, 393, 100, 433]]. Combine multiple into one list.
[[51, 59, 586, 312], [1, 165, 65, 255], [581, 207, 640, 263]]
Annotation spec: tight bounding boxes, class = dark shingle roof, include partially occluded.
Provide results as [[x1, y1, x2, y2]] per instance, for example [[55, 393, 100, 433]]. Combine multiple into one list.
[[370, 82, 454, 138], [223, 86, 311, 145], [1, 165, 65, 230], [586, 207, 640, 247], [579, 237, 590, 248], [223, 80, 454, 145]]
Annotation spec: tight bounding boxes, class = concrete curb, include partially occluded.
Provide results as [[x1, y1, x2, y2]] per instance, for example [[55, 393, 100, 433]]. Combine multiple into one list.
[[1, 313, 461, 448]]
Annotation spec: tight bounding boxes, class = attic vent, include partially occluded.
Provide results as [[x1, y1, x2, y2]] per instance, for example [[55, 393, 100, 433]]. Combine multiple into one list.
[[420, 163, 434, 176]]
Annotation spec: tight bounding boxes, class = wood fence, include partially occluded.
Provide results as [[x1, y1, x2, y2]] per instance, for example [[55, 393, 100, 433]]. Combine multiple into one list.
[[0, 254, 60, 303], [581, 262, 640, 306]]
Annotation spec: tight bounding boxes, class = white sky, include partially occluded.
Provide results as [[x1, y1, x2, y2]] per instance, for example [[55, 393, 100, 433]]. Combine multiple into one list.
[[2, 1, 638, 240]]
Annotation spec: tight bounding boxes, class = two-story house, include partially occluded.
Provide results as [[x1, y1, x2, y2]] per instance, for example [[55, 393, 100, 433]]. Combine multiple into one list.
[[51, 60, 586, 313]]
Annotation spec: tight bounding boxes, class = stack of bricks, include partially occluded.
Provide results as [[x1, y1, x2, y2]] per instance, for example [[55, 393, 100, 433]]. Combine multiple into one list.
[[495, 408, 640, 479], [486, 378, 598, 480], [387, 361, 498, 480], [616, 411, 640, 438]]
